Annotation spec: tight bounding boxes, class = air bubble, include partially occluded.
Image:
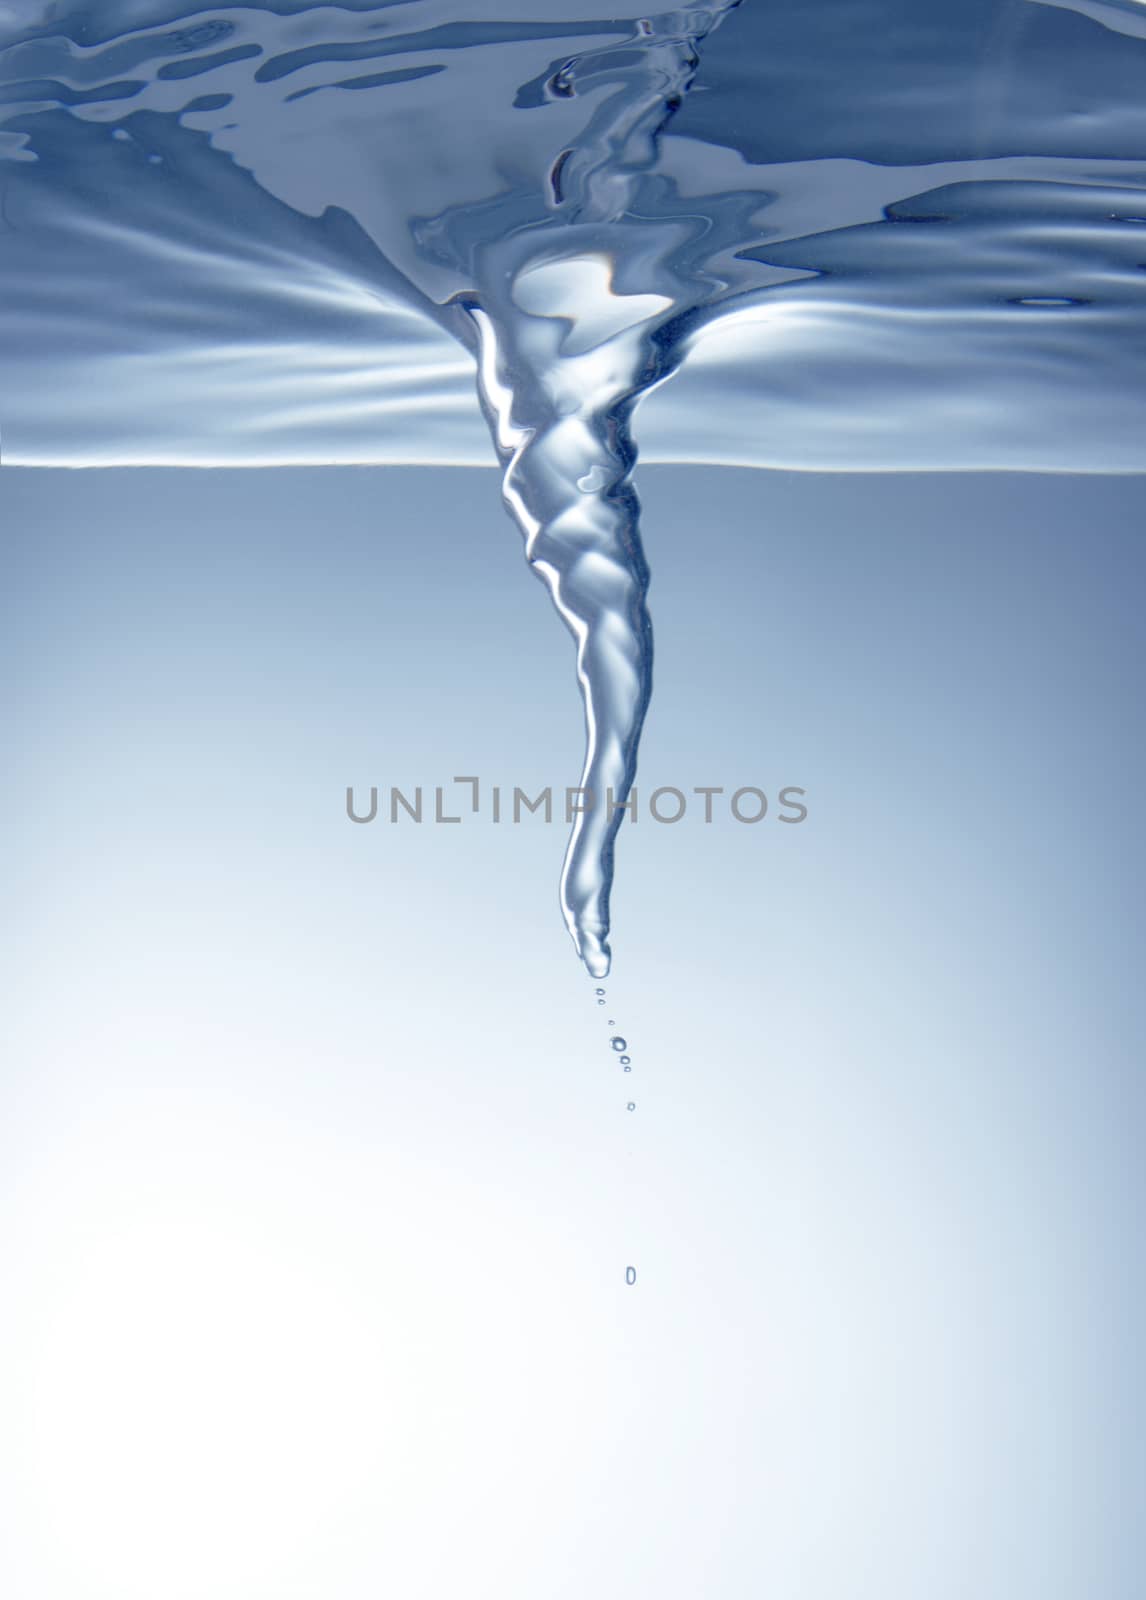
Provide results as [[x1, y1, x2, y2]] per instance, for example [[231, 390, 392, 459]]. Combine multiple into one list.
[[626, 1102, 636, 1111], [595, 988, 605, 995], [619, 1055, 630, 1064], [611, 1036, 626, 1051], [626, 1266, 637, 1285]]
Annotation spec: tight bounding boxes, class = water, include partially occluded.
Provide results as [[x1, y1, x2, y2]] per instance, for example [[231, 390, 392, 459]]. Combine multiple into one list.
[[4, 0, 1146, 972]]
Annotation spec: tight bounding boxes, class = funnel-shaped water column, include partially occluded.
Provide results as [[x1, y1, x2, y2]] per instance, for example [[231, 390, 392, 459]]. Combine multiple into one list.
[[454, 2, 741, 974]]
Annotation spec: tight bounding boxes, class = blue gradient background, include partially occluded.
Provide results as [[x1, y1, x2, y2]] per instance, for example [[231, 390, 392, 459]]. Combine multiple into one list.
[[1, 464, 1143, 1598]]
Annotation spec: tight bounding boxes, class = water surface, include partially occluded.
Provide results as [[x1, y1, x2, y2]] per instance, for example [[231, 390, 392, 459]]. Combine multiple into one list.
[[4, 0, 1144, 966]]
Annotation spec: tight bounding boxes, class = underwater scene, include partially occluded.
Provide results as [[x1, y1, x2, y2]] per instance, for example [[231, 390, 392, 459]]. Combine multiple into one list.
[[2, 5, 1143, 1598]]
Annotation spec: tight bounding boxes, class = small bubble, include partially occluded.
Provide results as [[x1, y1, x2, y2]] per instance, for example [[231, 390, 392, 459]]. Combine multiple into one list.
[[148, 154, 163, 165], [595, 988, 605, 995], [619, 1055, 630, 1065], [611, 1036, 626, 1052], [112, 129, 131, 142], [623, 1064, 632, 1073], [626, 1102, 636, 1111], [626, 1266, 637, 1285], [597, 999, 605, 1005]]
